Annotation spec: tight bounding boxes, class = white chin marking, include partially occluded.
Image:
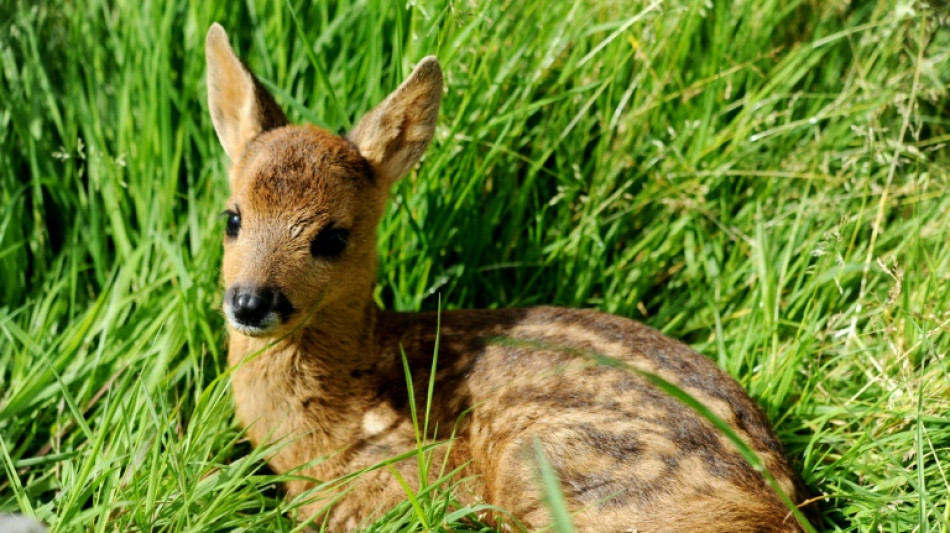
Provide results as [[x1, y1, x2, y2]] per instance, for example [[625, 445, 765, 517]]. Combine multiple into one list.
[[224, 306, 281, 337], [230, 323, 273, 337]]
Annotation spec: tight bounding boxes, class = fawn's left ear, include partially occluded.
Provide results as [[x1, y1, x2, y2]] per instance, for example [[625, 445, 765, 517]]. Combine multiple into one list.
[[348, 57, 443, 185], [206, 23, 287, 161]]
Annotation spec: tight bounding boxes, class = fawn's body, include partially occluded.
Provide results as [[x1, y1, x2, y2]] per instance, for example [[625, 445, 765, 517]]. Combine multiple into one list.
[[207, 23, 812, 532]]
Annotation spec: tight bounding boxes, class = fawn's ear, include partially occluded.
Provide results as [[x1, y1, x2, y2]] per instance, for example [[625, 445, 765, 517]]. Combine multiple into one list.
[[206, 23, 287, 161], [348, 57, 443, 185]]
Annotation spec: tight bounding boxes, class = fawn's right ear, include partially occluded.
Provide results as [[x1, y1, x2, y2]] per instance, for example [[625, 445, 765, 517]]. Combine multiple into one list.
[[348, 57, 443, 186], [206, 23, 287, 161]]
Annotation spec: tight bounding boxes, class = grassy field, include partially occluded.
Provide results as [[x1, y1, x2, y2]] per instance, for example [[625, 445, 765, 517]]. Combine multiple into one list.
[[1, 0, 948, 531]]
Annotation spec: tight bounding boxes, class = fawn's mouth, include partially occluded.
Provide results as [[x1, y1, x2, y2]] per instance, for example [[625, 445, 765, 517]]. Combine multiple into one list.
[[225, 313, 283, 337]]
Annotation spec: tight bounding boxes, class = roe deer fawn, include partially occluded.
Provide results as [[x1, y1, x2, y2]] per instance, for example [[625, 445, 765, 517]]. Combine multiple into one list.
[[206, 23, 814, 533]]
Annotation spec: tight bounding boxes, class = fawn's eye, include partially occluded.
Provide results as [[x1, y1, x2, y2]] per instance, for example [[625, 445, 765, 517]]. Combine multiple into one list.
[[224, 210, 241, 238], [311, 227, 349, 258]]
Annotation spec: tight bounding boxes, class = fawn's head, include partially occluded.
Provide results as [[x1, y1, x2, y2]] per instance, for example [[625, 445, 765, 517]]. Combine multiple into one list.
[[206, 23, 442, 337]]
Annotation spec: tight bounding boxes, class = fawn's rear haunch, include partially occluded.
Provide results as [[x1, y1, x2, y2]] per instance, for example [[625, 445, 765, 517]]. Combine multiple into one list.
[[206, 23, 813, 533]]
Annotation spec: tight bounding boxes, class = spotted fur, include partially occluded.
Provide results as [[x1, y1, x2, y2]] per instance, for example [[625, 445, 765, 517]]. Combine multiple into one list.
[[206, 23, 814, 533]]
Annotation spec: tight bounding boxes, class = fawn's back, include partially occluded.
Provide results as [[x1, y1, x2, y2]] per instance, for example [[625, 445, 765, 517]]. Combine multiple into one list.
[[206, 23, 813, 532]]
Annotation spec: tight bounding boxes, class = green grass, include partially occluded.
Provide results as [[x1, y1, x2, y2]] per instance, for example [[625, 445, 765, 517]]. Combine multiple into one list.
[[1, 0, 948, 531]]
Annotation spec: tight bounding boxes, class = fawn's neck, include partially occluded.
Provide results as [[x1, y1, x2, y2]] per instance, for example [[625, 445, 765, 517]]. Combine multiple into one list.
[[227, 290, 385, 474], [228, 292, 380, 373]]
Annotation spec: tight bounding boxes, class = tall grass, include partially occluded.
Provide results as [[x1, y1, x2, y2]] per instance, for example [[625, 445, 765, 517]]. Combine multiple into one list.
[[1, 0, 948, 531]]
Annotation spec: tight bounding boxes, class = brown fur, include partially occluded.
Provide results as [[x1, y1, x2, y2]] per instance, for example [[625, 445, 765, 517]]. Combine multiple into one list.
[[206, 23, 814, 533]]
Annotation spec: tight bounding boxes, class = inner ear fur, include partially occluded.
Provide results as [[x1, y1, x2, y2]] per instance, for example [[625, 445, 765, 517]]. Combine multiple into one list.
[[348, 57, 443, 185], [206, 23, 287, 161]]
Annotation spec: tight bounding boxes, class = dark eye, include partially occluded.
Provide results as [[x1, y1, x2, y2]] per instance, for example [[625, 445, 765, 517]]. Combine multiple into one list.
[[225, 210, 241, 237], [311, 227, 349, 258]]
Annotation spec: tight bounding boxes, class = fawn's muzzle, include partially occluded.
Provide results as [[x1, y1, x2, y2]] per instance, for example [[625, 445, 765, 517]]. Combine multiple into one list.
[[224, 286, 295, 335]]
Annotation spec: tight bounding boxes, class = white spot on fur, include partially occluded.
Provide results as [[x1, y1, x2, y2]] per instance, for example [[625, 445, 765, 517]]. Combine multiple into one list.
[[362, 409, 392, 436]]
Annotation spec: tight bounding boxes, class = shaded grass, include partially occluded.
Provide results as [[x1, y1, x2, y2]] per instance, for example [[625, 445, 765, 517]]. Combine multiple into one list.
[[1, 0, 948, 531]]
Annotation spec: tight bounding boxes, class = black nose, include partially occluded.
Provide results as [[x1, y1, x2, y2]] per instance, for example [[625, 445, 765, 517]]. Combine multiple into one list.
[[227, 286, 274, 327], [225, 286, 296, 329], [235, 291, 268, 319]]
